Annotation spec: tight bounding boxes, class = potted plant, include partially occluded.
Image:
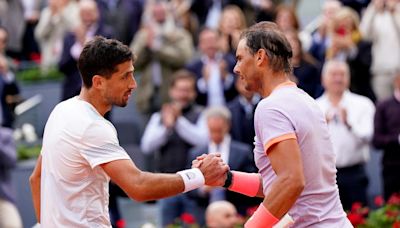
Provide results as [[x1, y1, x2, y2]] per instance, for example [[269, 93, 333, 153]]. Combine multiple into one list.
[[348, 193, 400, 228]]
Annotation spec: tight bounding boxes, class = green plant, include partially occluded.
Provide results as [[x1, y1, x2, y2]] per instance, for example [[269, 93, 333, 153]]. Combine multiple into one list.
[[363, 194, 400, 228], [347, 193, 400, 228], [17, 144, 41, 160], [16, 66, 63, 82]]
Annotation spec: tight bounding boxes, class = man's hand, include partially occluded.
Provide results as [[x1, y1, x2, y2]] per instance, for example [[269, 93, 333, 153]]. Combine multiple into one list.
[[144, 25, 155, 48], [338, 107, 351, 130], [49, 0, 68, 15], [194, 153, 229, 186], [202, 64, 211, 82], [192, 154, 206, 168], [170, 102, 182, 119], [219, 60, 229, 80], [161, 104, 176, 129], [373, 0, 385, 11], [386, 0, 398, 12]]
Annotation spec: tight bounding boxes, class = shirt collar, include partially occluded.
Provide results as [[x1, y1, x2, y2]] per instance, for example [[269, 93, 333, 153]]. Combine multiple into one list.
[[272, 81, 297, 92], [201, 52, 223, 64], [210, 135, 231, 152], [209, 135, 231, 163]]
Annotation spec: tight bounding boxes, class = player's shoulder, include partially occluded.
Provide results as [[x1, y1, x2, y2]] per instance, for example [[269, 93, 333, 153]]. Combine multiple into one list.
[[48, 98, 77, 120], [254, 96, 289, 121], [53, 97, 81, 112], [257, 88, 294, 109], [54, 97, 110, 128], [52, 98, 71, 111], [84, 118, 117, 141]]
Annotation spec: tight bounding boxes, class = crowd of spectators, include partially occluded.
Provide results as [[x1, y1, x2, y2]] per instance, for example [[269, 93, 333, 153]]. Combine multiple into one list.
[[1, 0, 400, 227]]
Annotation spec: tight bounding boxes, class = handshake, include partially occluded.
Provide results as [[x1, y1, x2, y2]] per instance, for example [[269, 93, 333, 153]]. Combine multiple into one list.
[[183, 154, 295, 228], [191, 153, 230, 187]]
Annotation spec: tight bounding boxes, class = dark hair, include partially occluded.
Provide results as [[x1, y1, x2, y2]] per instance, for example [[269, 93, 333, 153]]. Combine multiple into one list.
[[240, 21, 293, 74], [169, 69, 196, 89], [78, 36, 134, 88]]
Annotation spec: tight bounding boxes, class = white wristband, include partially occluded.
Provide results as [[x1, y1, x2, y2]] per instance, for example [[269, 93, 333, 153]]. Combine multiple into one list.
[[177, 168, 205, 193]]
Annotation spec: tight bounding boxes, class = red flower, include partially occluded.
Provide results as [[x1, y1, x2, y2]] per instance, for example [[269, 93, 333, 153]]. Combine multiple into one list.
[[385, 209, 399, 219], [180, 213, 196, 224], [351, 202, 363, 212], [375, 195, 385, 207], [393, 221, 400, 228], [347, 212, 365, 226], [30, 52, 41, 64], [116, 219, 126, 228], [388, 193, 400, 205]]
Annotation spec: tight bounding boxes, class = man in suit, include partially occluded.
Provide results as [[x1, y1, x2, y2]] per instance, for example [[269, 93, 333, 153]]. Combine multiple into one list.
[[58, 0, 114, 101], [228, 78, 260, 147], [373, 73, 400, 200], [186, 28, 238, 107], [96, 0, 144, 45], [187, 106, 259, 226]]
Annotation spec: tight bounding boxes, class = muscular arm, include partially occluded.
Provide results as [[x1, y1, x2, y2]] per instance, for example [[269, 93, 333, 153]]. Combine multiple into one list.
[[255, 175, 265, 198], [29, 155, 42, 223], [102, 155, 228, 202], [102, 159, 184, 201], [263, 139, 305, 219]]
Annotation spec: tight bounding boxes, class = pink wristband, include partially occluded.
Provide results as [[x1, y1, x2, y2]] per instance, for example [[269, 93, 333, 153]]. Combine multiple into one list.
[[228, 171, 260, 197], [245, 203, 279, 228]]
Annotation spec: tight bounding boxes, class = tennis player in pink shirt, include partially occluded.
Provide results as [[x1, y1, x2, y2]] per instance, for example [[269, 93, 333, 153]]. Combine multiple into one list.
[[196, 22, 352, 227]]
